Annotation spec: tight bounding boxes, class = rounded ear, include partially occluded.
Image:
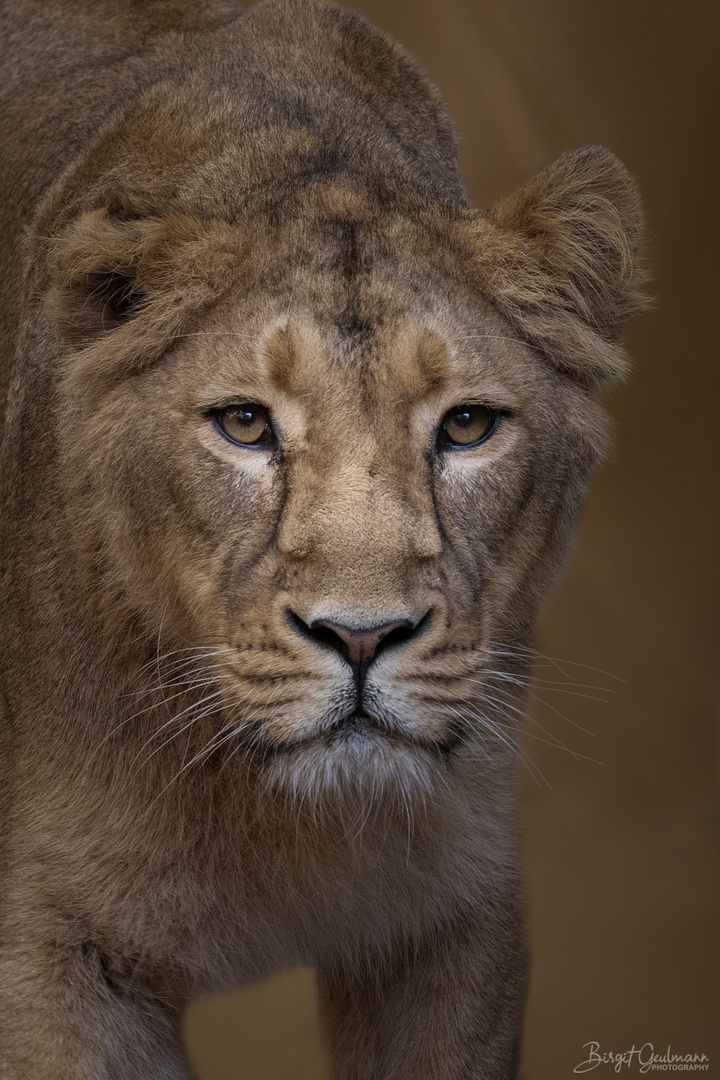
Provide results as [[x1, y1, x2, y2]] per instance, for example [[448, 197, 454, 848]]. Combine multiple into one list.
[[49, 206, 244, 348], [473, 146, 650, 385], [49, 209, 149, 344]]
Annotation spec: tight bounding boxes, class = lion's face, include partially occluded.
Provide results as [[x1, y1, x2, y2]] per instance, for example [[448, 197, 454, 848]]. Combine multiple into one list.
[[54, 196, 611, 789]]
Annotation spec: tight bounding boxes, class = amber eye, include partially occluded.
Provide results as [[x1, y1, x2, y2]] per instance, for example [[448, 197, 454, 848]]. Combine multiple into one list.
[[438, 403, 497, 449], [213, 403, 274, 447]]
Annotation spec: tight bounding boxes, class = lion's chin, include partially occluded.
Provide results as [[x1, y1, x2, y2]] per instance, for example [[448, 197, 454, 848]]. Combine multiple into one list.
[[257, 720, 446, 811]]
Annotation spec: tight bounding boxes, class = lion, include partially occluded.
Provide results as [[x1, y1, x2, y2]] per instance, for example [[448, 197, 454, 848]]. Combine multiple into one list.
[[0, 0, 646, 1077]]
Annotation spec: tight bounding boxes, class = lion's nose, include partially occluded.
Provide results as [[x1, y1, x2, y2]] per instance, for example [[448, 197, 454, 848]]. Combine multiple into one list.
[[286, 610, 430, 671], [311, 619, 413, 668]]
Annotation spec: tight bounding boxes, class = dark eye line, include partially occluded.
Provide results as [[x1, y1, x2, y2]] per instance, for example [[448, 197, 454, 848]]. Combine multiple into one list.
[[211, 414, 265, 450], [207, 402, 277, 450], [436, 404, 511, 453]]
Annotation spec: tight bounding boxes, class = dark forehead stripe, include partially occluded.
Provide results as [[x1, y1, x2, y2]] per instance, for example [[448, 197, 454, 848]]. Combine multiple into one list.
[[336, 219, 375, 346]]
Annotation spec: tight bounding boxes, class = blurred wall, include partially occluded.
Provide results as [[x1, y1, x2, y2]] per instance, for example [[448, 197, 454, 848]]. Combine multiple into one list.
[[185, 0, 719, 1076]]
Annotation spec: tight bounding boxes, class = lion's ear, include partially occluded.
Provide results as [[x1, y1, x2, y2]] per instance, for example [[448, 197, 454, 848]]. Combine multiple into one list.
[[475, 145, 649, 385], [50, 210, 149, 344], [50, 207, 242, 348]]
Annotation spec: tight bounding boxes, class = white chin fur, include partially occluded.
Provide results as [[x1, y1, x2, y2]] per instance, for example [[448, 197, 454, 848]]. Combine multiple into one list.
[[260, 729, 442, 813]]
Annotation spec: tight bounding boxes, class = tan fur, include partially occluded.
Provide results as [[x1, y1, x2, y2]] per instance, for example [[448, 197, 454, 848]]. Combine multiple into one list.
[[0, 1, 647, 1077]]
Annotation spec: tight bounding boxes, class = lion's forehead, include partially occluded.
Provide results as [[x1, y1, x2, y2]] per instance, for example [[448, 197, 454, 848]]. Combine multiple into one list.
[[214, 195, 479, 329], [185, 279, 539, 426]]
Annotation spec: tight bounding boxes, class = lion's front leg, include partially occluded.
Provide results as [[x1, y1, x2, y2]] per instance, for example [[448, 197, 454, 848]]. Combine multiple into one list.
[[317, 908, 527, 1080], [0, 901, 192, 1080]]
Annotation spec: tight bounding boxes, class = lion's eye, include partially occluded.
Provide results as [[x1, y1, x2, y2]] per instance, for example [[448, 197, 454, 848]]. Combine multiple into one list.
[[438, 403, 497, 449], [213, 403, 274, 447]]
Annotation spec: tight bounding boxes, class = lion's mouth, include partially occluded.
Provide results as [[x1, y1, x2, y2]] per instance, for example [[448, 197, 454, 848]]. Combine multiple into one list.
[[253, 707, 454, 758], [331, 708, 376, 734]]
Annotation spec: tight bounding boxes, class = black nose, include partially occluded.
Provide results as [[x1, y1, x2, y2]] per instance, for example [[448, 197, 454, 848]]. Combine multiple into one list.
[[286, 610, 430, 672]]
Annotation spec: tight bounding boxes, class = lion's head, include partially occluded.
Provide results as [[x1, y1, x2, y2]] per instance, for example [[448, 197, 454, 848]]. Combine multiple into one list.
[[9, 1, 645, 812]]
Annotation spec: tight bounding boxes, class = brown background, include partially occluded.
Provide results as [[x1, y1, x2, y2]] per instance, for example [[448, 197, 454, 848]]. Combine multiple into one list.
[[183, 0, 720, 1076]]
